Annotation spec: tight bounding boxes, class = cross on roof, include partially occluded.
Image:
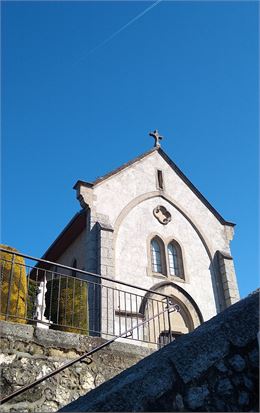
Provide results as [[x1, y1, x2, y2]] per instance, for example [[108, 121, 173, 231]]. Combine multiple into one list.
[[149, 129, 163, 148]]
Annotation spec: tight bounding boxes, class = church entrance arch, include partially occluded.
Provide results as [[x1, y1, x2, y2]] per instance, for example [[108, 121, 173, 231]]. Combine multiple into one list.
[[139, 281, 203, 346]]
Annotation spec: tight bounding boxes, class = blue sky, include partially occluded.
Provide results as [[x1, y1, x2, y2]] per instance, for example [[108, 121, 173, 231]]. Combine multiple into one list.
[[1, 1, 259, 298]]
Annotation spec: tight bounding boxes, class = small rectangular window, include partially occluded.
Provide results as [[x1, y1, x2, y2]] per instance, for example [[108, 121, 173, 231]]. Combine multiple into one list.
[[157, 170, 164, 190], [158, 331, 182, 348]]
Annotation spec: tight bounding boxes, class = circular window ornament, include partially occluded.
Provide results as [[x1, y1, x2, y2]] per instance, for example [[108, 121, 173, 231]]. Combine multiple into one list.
[[153, 205, 172, 225]]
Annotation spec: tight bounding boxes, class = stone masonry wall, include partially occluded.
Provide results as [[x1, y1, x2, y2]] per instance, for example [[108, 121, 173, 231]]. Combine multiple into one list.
[[60, 291, 259, 412], [0, 321, 152, 412], [217, 251, 240, 306]]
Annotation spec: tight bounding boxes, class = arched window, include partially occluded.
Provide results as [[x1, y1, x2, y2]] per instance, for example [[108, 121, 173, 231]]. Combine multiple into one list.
[[167, 241, 184, 277], [151, 238, 163, 273], [149, 236, 185, 279]]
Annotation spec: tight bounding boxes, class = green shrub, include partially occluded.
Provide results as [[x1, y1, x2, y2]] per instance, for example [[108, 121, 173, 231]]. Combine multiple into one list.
[[0, 244, 27, 323], [45, 276, 88, 334], [27, 279, 38, 321]]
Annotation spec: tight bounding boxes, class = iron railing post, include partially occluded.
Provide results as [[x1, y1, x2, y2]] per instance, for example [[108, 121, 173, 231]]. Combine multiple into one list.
[[166, 297, 172, 343], [5, 253, 16, 321]]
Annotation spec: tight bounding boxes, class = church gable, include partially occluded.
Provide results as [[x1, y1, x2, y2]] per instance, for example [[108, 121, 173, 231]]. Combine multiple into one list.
[[75, 147, 234, 257], [75, 147, 233, 228], [73, 144, 239, 320]]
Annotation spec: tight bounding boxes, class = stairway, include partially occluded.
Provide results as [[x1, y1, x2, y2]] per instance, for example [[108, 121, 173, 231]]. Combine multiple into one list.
[[59, 291, 259, 412]]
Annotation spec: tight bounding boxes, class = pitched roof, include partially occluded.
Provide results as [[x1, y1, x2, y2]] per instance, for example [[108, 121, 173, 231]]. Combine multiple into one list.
[[74, 147, 235, 227], [31, 209, 87, 274], [73, 147, 157, 190]]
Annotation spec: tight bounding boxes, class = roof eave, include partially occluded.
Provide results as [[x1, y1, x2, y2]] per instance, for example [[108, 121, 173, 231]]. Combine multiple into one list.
[[32, 209, 87, 273], [73, 180, 93, 190]]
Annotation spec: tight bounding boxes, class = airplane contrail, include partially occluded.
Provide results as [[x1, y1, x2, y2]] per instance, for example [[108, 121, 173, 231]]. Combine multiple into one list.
[[73, 0, 163, 65]]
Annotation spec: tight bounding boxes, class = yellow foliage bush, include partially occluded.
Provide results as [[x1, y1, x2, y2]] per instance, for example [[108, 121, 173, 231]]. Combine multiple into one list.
[[45, 276, 89, 334], [0, 244, 27, 324]]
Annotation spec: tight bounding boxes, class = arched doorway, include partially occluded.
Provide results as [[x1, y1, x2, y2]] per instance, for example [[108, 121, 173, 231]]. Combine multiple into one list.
[[139, 281, 203, 347]]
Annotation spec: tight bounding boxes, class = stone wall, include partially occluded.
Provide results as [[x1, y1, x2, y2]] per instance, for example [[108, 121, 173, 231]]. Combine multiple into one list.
[[217, 250, 240, 305], [0, 321, 152, 412], [60, 291, 259, 412]]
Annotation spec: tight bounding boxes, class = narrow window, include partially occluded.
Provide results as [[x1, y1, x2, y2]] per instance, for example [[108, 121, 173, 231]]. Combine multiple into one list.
[[151, 239, 162, 273], [157, 170, 164, 190], [71, 259, 77, 278], [168, 244, 179, 276], [167, 241, 184, 277], [53, 265, 58, 279]]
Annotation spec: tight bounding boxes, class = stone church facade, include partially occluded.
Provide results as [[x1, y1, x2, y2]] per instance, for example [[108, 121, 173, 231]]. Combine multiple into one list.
[[38, 134, 240, 346]]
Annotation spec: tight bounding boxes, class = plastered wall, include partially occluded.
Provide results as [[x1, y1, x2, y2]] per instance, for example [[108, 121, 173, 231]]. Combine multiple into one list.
[[115, 196, 217, 321]]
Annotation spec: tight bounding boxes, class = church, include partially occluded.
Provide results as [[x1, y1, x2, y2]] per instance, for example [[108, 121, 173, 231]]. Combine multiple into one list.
[[36, 130, 240, 347]]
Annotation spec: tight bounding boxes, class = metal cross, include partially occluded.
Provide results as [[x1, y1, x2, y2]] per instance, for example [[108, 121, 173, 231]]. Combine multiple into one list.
[[149, 129, 163, 148]]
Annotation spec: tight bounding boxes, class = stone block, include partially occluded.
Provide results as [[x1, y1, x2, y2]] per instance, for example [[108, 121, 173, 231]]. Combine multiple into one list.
[[106, 266, 115, 277], [27, 342, 44, 355], [108, 232, 114, 240], [228, 354, 246, 372], [224, 288, 239, 300], [110, 341, 153, 358], [185, 385, 209, 409], [216, 378, 233, 396], [221, 271, 228, 283], [107, 249, 114, 259], [0, 337, 10, 351], [100, 231, 110, 240], [100, 265, 107, 276], [243, 376, 254, 390], [101, 257, 113, 266], [222, 280, 237, 290], [0, 320, 34, 341], [173, 393, 184, 410], [34, 328, 80, 349], [238, 391, 250, 406], [248, 348, 259, 367], [100, 248, 108, 258], [215, 360, 228, 373], [101, 237, 113, 247]]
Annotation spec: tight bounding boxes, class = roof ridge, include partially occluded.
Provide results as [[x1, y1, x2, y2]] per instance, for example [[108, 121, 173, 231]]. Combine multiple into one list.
[[73, 147, 235, 227]]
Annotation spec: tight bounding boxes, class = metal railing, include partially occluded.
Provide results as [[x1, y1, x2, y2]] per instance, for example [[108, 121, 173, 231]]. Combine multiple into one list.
[[0, 301, 180, 405], [0, 248, 179, 347]]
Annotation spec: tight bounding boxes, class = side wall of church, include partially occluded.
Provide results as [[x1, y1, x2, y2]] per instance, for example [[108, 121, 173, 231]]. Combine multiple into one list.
[[51, 229, 87, 274]]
